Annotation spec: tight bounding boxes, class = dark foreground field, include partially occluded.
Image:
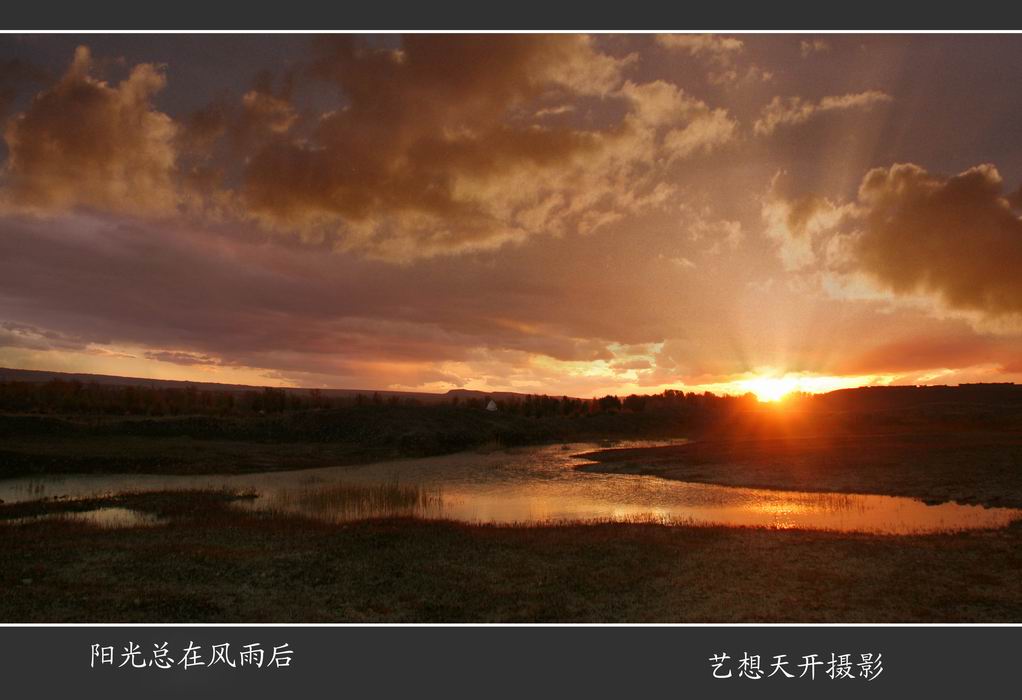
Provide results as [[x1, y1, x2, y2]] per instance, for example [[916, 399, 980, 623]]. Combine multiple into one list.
[[2, 490, 1022, 623]]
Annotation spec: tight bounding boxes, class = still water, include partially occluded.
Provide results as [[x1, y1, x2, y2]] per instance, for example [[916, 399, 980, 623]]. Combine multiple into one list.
[[3, 507, 165, 528], [2, 441, 1020, 534]]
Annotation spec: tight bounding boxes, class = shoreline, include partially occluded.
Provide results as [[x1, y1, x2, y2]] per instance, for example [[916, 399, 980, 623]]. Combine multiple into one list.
[[576, 430, 1022, 510]]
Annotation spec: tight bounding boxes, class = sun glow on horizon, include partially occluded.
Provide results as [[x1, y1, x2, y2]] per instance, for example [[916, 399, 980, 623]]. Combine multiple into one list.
[[731, 372, 888, 403], [740, 375, 800, 402]]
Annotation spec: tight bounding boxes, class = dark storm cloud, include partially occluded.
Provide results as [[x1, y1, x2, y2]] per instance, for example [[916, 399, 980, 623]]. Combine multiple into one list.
[[0, 321, 92, 352], [0, 57, 46, 122]]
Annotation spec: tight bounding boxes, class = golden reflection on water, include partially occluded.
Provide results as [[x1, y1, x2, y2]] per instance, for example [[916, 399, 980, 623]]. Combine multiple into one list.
[[1, 507, 165, 529], [2, 442, 1021, 534]]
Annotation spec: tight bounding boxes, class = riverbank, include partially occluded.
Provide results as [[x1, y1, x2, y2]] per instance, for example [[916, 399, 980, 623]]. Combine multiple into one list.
[[2, 490, 1020, 622], [577, 429, 1022, 509]]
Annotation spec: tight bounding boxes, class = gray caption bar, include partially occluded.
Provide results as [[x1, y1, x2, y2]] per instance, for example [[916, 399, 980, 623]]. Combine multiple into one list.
[[0, 626, 1016, 698]]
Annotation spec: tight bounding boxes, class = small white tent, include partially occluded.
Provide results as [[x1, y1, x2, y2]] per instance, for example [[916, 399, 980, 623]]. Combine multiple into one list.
[[486, 399, 498, 411]]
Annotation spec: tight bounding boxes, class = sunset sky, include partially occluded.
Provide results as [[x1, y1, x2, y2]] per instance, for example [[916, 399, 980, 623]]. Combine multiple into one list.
[[1, 33, 1022, 397]]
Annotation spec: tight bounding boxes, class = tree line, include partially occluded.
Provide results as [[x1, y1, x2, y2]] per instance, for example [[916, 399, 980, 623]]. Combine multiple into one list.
[[0, 379, 764, 418]]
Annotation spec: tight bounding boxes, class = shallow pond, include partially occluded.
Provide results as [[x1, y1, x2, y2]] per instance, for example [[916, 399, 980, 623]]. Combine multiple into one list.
[[1, 441, 1020, 534]]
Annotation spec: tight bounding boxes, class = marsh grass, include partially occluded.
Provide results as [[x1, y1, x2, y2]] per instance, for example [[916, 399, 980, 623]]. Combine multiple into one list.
[[0, 488, 254, 523], [258, 481, 445, 522]]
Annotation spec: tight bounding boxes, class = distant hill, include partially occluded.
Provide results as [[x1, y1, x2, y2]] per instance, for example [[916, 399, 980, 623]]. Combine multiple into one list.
[[445, 388, 537, 401], [0, 367, 556, 403], [813, 383, 1022, 412]]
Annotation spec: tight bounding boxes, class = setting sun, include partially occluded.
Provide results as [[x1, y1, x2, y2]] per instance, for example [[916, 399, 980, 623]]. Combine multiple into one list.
[[740, 376, 799, 402], [731, 373, 886, 403]]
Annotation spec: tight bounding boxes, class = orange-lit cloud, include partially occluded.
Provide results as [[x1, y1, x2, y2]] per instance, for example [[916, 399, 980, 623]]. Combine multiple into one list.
[[754, 91, 892, 136], [0, 39, 743, 262], [2, 47, 179, 216], [2, 35, 1022, 395], [833, 332, 1018, 376], [853, 163, 1022, 319], [656, 34, 744, 57], [238, 36, 736, 260], [767, 162, 1022, 327], [655, 33, 769, 85], [799, 39, 830, 58], [762, 172, 855, 270]]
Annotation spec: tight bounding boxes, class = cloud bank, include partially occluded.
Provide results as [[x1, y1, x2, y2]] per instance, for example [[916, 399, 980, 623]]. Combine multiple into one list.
[[1, 38, 741, 262]]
